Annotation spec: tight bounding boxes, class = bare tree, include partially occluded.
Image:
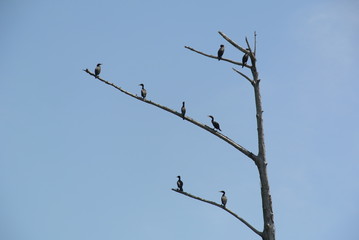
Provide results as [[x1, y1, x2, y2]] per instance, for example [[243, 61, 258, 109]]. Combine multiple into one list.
[[84, 31, 275, 240]]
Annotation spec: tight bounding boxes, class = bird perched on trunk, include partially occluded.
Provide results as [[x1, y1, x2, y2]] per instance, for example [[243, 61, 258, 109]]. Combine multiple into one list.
[[94, 63, 102, 77], [219, 191, 227, 208], [177, 176, 183, 191], [139, 83, 147, 99], [181, 101, 186, 120], [242, 48, 249, 68], [208, 115, 221, 131], [217, 44, 225, 61]]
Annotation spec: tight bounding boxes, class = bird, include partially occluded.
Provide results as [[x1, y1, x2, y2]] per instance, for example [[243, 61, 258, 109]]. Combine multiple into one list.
[[217, 44, 225, 61], [242, 49, 249, 68], [177, 176, 183, 191], [139, 83, 147, 99], [94, 63, 102, 77], [208, 115, 221, 131], [219, 191, 227, 208], [181, 101, 186, 120]]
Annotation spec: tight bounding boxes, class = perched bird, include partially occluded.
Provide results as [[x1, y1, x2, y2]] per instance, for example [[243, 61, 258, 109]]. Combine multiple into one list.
[[94, 63, 102, 77], [208, 115, 221, 131], [181, 101, 186, 120], [219, 190, 227, 208], [242, 48, 249, 68], [177, 176, 183, 191], [217, 44, 225, 61], [139, 83, 147, 99]]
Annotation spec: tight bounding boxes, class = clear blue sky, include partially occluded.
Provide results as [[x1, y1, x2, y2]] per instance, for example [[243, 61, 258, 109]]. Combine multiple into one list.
[[1, 0, 358, 239]]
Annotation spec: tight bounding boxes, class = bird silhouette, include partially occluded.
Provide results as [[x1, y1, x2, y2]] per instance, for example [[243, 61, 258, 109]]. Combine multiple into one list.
[[139, 83, 147, 99], [181, 102, 186, 120], [217, 45, 225, 61], [177, 176, 183, 191], [94, 63, 102, 77], [208, 115, 221, 131], [242, 48, 249, 68], [219, 190, 227, 208]]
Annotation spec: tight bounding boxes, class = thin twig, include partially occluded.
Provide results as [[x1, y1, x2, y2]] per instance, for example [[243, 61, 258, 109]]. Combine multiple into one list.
[[254, 31, 257, 56], [172, 189, 263, 237], [245, 37, 258, 81], [184, 46, 243, 67], [245, 37, 255, 62], [232, 68, 254, 85], [83, 69, 256, 161]]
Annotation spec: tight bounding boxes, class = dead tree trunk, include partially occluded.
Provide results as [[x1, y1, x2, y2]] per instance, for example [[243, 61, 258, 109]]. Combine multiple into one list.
[[254, 81, 275, 240], [84, 31, 275, 240]]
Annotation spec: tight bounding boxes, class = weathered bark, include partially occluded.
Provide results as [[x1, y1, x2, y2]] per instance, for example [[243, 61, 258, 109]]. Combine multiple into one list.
[[252, 54, 275, 240]]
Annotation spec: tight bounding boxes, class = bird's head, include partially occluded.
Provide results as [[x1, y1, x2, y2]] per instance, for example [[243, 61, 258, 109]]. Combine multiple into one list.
[[220, 44, 224, 47], [139, 83, 144, 87], [177, 176, 181, 179], [97, 63, 102, 66], [219, 190, 225, 194], [208, 115, 214, 119]]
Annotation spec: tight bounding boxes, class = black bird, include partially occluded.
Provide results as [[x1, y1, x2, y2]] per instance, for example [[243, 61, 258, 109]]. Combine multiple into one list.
[[217, 44, 225, 61], [208, 115, 221, 131], [181, 101, 186, 120], [177, 176, 183, 191], [94, 63, 102, 77], [242, 48, 249, 68], [219, 190, 227, 207], [139, 83, 147, 99]]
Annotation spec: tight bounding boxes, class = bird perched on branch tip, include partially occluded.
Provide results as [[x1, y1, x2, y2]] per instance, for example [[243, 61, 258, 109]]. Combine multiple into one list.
[[94, 63, 102, 77]]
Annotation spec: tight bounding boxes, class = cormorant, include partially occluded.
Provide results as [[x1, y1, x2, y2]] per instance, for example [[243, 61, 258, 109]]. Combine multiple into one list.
[[217, 44, 225, 61], [242, 49, 249, 68], [139, 83, 147, 99], [219, 190, 227, 207], [94, 63, 102, 77], [208, 115, 221, 131], [181, 101, 186, 120], [177, 176, 183, 191]]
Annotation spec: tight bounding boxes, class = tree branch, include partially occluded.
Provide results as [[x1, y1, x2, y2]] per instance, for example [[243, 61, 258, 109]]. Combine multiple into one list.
[[218, 31, 248, 54], [232, 68, 254, 85], [171, 189, 263, 237], [184, 46, 244, 67], [83, 69, 256, 161], [245, 37, 257, 65]]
